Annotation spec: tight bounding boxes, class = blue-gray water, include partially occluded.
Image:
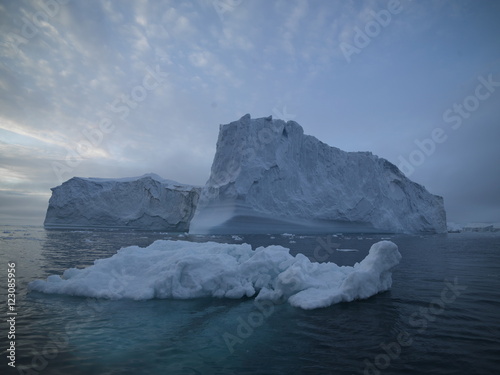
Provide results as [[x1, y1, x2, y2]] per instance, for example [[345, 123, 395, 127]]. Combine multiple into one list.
[[1, 225, 499, 375]]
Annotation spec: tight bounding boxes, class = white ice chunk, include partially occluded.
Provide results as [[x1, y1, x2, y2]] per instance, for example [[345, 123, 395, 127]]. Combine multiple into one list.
[[28, 240, 401, 310]]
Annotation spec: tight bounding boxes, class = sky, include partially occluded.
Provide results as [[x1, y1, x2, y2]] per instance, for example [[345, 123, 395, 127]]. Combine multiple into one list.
[[0, 0, 499, 226]]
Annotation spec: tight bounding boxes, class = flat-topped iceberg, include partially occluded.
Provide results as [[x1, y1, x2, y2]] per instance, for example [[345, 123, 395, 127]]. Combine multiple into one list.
[[43, 115, 447, 234], [190, 114, 446, 234], [44, 173, 200, 231], [28, 240, 401, 310]]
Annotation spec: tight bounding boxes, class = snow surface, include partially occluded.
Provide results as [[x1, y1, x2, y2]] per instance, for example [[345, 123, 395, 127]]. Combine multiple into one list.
[[44, 173, 200, 231], [28, 240, 401, 310], [190, 114, 446, 234]]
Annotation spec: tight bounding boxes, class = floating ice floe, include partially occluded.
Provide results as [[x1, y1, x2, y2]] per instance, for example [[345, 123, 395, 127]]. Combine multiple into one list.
[[28, 240, 401, 310]]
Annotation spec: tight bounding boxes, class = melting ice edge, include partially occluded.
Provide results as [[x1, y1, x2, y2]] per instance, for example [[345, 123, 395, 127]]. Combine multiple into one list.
[[29, 239, 401, 310]]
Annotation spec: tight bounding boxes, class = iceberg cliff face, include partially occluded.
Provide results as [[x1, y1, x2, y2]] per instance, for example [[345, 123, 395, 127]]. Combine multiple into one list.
[[190, 114, 446, 234], [44, 174, 200, 231]]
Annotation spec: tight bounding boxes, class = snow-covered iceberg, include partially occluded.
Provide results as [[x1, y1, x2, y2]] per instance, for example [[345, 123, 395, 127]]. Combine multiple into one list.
[[190, 114, 446, 234], [28, 240, 401, 310], [44, 174, 200, 231]]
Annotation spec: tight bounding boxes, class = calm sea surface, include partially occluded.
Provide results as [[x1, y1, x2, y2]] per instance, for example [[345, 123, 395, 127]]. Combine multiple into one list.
[[1, 225, 499, 375]]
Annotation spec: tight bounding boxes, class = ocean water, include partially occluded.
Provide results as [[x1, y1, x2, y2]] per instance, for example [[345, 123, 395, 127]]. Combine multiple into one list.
[[1, 225, 499, 375]]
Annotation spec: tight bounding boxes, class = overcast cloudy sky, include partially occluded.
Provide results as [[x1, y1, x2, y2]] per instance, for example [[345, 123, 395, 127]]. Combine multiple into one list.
[[1, 0, 499, 226]]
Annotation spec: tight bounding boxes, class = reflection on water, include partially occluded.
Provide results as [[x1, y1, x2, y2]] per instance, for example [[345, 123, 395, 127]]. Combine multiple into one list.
[[1, 226, 500, 374]]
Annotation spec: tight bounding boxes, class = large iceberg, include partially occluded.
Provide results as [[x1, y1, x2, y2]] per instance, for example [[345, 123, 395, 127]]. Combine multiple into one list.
[[28, 239, 401, 310], [44, 174, 200, 231], [190, 114, 446, 234]]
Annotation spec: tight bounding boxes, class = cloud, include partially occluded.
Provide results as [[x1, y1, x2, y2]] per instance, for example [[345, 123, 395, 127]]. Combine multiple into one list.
[[0, 190, 49, 225], [189, 50, 210, 67], [0, 0, 499, 225]]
